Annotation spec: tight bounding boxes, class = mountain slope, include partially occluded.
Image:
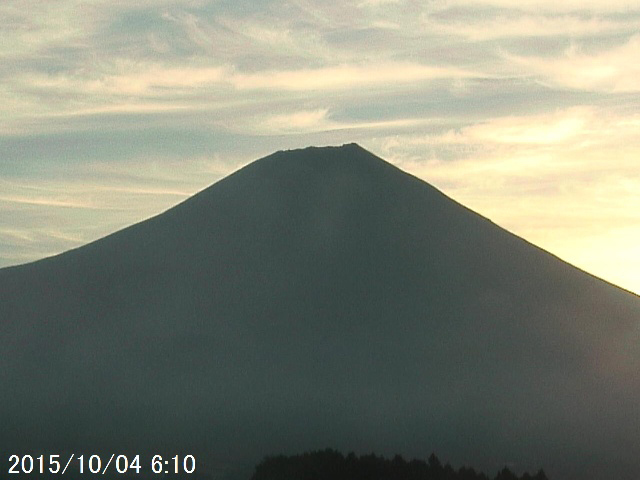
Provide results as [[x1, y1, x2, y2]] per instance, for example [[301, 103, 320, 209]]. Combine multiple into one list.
[[1, 144, 639, 479]]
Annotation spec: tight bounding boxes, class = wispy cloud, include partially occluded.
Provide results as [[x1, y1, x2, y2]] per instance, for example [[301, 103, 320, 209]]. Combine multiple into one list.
[[0, 1, 95, 58], [454, 107, 591, 145], [358, 0, 403, 7], [445, 0, 640, 13], [232, 62, 481, 91], [236, 108, 434, 135], [424, 14, 640, 40], [0, 195, 121, 210], [21, 62, 228, 97], [20, 60, 481, 98], [3, 59, 485, 137], [260, 109, 333, 134], [505, 35, 640, 92]]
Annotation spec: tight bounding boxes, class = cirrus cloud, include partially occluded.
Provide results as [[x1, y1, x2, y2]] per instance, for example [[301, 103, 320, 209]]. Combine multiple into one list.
[[505, 35, 640, 92]]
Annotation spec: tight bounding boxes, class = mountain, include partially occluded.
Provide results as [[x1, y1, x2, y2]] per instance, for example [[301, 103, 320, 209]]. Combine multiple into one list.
[[1, 144, 639, 480]]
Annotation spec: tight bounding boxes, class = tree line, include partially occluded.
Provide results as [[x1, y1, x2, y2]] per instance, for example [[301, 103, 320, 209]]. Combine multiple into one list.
[[251, 449, 548, 480]]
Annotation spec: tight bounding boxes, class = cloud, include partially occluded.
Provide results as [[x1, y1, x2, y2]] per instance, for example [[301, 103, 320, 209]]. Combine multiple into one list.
[[0, 165, 207, 213], [444, 0, 640, 13], [260, 109, 333, 134], [459, 107, 591, 145], [0, 1, 96, 59], [0, 229, 35, 243], [25, 63, 230, 97], [4, 59, 484, 137], [231, 62, 481, 91], [230, 107, 438, 136], [424, 14, 640, 40], [379, 105, 640, 182], [40, 61, 478, 97], [18, 58, 481, 100], [210, 15, 341, 63], [0, 195, 119, 210], [375, 106, 597, 158], [358, 0, 403, 7], [505, 35, 640, 92]]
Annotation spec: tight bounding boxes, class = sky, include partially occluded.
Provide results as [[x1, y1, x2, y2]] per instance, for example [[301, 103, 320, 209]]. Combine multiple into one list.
[[1, 0, 639, 295]]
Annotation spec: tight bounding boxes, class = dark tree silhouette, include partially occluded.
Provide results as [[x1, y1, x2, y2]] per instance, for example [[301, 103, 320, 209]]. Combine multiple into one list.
[[251, 450, 547, 480], [495, 467, 519, 480], [532, 469, 549, 480]]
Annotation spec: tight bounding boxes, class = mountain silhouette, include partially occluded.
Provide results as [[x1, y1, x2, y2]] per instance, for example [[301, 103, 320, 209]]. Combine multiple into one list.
[[1, 144, 639, 480]]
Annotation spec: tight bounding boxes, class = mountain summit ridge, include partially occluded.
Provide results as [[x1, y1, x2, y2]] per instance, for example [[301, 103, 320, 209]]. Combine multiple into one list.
[[1, 144, 639, 480]]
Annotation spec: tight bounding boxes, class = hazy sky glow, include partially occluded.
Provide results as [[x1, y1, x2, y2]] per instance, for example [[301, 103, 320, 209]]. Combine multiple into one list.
[[1, 0, 639, 294]]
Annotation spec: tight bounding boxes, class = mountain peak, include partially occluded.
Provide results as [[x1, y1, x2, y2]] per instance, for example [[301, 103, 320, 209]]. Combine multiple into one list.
[[276, 142, 364, 155], [2, 144, 639, 480], [177, 142, 407, 214], [255, 142, 390, 175]]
